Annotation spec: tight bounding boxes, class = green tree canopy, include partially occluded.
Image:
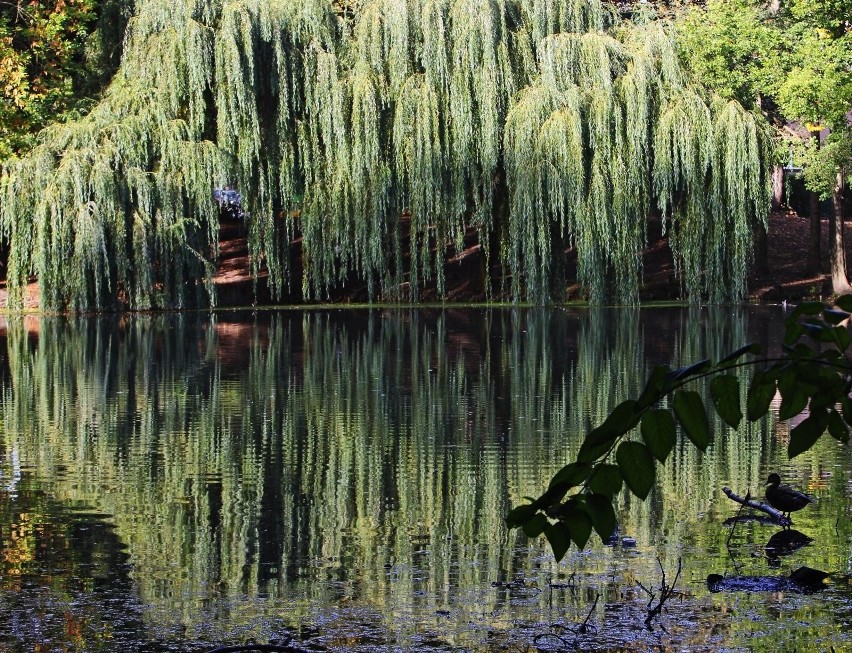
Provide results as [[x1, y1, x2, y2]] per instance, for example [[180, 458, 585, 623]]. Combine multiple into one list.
[[674, 0, 781, 109], [0, 0, 772, 311], [676, 0, 851, 195], [0, 0, 130, 158], [777, 1, 852, 199]]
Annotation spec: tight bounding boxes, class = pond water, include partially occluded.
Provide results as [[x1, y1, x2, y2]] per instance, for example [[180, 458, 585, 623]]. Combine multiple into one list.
[[0, 307, 850, 652]]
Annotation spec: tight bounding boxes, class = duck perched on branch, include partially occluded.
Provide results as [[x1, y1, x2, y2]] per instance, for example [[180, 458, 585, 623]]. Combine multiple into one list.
[[765, 473, 814, 519]]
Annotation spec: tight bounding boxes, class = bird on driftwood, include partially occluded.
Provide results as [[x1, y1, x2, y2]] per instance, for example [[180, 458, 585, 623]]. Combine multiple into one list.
[[765, 473, 814, 519]]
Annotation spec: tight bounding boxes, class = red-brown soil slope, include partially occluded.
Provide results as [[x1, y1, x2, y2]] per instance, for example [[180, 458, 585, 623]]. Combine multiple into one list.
[[0, 209, 843, 310], [213, 209, 846, 306]]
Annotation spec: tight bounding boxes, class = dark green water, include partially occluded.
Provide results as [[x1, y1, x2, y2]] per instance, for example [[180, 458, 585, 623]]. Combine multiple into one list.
[[0, 307, 849, 652]]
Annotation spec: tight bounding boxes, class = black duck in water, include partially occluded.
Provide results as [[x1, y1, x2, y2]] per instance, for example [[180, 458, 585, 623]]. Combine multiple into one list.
[[765, 473, 814, 519]]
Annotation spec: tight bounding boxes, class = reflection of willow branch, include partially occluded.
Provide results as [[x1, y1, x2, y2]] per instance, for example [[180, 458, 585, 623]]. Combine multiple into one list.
[[499, 310, 572, 499], [667, 307, 774, 515], [572, 308, 645, 430], [0, 309, 788, 637], [234, 311, 537, 603], [674, 306, 750, 366], [561, 307, 779, 560], [726, 489, 749, 547], [569, 308, 645, 459]]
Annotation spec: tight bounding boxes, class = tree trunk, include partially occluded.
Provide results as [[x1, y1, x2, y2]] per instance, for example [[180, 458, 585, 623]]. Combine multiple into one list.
[[754, 220, 770, 275], [489, 168, 509, 299], [829, 170, 852, 295], [771, 165, 784, 210], [805, 131, 823, 275], [806, 189, 823, 275]]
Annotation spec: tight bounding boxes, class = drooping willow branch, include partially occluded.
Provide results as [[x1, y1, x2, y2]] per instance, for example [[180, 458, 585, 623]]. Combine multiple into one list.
[[0, 0, 772, 310]]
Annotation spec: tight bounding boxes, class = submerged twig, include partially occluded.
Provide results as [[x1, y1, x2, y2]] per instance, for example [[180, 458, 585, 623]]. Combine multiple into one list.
[[577, 593, 599, 634], [533, 593, 599, 650], [548, 571, 577, 608], [638, 557, 683, 628], [726, 490, 750, 547]]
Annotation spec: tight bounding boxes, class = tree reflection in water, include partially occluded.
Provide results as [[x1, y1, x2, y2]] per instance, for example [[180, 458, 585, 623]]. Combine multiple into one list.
[[0, 308, 849, 651]]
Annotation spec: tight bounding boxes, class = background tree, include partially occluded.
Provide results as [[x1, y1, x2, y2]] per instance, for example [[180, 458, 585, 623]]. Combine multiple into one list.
[[675, 0, 852, 287], [0, 0, 132, 158], [674, 0, 781, 108], [777, 0, 852, 293]]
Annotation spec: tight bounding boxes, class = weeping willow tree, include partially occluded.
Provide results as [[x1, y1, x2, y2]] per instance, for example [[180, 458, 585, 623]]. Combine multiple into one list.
[[0, 0, 771, 310]]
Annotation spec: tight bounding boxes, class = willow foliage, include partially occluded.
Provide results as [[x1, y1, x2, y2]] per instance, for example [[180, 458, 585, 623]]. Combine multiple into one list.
[[0, 0, 771, 310]]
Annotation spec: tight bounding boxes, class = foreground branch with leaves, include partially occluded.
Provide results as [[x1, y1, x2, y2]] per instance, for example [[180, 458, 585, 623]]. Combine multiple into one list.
[[506, 296, 852, 560]]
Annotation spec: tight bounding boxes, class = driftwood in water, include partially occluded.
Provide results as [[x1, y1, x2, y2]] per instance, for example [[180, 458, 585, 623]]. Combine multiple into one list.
[[707, 566, 829, 593], [722, 486, 791, 527]]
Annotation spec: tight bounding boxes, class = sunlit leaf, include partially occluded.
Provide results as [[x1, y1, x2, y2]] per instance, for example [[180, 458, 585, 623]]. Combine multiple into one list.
[[710, 374, 742, 429], [673, 389, 710, 450], [616, 441, 655, 499], [545, 522, 572, 562], [640, 409, 676, 462]]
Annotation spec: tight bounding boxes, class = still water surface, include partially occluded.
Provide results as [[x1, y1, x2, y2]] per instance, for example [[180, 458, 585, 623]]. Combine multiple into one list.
[[0, 307, 850, 652]]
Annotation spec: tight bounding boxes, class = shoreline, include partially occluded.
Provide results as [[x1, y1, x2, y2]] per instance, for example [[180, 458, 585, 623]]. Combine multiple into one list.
[[0, 208, 842, 313]]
